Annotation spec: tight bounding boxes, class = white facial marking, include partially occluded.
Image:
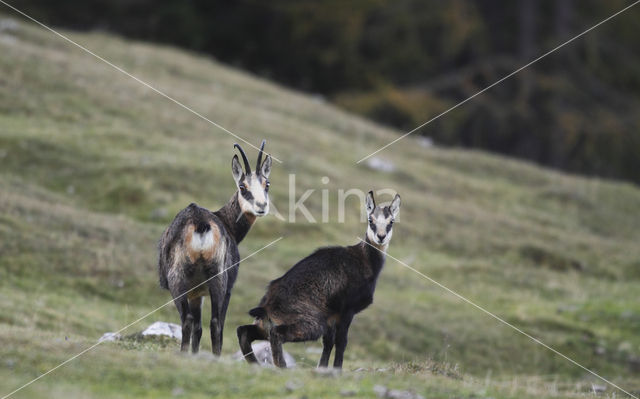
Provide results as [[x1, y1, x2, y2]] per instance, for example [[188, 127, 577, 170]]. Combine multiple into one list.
[[237, 173, 269, 217], [367, 209, 393, 247]]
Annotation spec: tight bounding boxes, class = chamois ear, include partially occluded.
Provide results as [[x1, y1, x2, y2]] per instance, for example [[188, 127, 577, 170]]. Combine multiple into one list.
[[390, 194, 401, 219], [231, 154, 244, 185], [261, 154, 272, 178], [365, 191, 376, 215]]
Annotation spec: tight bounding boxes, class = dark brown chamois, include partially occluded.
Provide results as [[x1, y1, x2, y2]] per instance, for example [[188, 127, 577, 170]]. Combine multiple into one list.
[[158, 141, 272, 355], [238, 191, 401, 368]]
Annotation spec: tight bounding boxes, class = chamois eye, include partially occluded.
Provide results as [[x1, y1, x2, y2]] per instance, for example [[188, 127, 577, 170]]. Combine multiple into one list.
[[368, 217, 373, 224], [389, 220, 394, 226], [265, 181, 270, 192], [239, 184, 246, 192]]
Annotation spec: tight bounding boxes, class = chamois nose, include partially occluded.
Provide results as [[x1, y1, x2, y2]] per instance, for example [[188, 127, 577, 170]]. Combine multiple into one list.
[[376, 233, 386, 242], [255, 202, 267, 214]]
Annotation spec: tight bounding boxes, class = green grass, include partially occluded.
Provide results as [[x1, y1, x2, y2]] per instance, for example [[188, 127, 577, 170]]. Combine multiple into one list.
[[1, 14, 640, 398]]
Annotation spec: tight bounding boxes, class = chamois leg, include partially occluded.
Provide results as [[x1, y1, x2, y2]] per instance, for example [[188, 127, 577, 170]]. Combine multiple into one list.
[[333, 314, 354, 369], [318, 325, 335, 368], [218, 291, 232, 350], [269, 325, 287, 368], [237, 324, 266, 363], [174, 297, 192, 352], [209, 287, 223, 356], [189, 297, 203, 353]]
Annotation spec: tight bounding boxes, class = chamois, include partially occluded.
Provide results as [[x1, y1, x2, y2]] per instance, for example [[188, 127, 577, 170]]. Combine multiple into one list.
[[158, 141, 272, 355], [238, 191, 401, 368]]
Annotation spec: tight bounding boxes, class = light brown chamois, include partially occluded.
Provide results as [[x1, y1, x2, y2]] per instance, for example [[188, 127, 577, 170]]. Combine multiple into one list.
[[158, 141, 272, 354]]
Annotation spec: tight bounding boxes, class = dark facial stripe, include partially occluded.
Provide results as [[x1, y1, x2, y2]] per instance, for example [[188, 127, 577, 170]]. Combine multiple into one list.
[[241, 187, 254, 201]]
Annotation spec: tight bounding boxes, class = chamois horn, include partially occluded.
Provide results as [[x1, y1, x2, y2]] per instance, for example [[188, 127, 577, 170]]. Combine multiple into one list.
[[234, 143, 251, 174], [256, 140, 266, 173]]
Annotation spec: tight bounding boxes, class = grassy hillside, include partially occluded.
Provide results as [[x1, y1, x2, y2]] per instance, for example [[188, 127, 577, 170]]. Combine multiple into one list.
[[1, 15, 639, 398]]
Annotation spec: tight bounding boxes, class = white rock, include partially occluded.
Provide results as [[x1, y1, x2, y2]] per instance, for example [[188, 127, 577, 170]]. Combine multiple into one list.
[[141, 321, 182, 340], [417, 136, 434, 148], [373, 385, 387, 397], [366, 157, 395, 173], [233, 341, 296, 368], [374, 385, 424, 399], [0, 19, 19, 33], [98, 332, 122, 343]]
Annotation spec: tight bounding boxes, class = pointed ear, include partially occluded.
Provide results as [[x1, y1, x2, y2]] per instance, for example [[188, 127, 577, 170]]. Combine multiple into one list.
[[390, 194, 401, 219], [365, 191, 376, 215], [260, 154, 272, 178], [231, 154, 244, 185]]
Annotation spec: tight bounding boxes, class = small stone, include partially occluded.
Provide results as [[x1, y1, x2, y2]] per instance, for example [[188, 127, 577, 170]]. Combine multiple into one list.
[[373, 385, 424, 399], [171, 387, 185, 396], [366, 157, 395, 173], [373, 385, 388, 397], [285, 379, 303, 392], [618, 341, 632, 352], [99, 332, 122, 343], [591, 384, 606, 394], [417, 137, 434, 148], [389, 389, 419, 399], [0, 18, 19, 32], [311, 94, 326, 104]]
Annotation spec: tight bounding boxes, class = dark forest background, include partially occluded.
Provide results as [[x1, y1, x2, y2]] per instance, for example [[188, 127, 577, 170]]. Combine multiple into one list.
[[15, 0, 640, 183]]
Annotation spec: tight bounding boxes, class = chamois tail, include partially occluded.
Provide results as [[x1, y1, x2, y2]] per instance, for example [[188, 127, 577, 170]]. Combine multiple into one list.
[[195, 220, 211, 234]]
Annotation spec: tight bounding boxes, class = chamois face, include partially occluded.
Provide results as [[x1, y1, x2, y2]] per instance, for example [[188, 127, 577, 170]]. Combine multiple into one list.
[[365, 191, 401, 247], [231, 142, 272, 217]]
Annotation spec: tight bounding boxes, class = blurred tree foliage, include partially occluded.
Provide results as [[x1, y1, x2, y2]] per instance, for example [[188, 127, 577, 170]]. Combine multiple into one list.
[[16, 0, 640, 183]]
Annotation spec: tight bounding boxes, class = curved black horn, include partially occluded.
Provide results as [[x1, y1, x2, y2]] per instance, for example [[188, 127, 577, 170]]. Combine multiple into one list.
[[234, 143, 251, 174], [256, 140, 266, 172]]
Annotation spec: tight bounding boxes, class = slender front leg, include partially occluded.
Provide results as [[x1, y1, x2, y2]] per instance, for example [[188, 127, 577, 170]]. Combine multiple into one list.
[[318, 325, 335, 368], [189, 298, 203, 353], [269, 326, 287, 368], [237, 324, 266, 363], [174, 297, 192, 352], [333, 313, 354, 369]]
